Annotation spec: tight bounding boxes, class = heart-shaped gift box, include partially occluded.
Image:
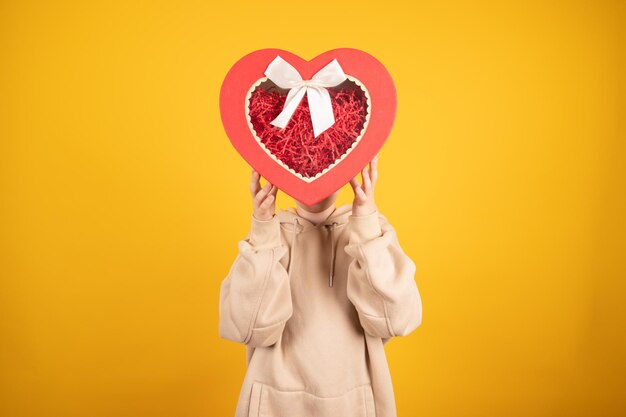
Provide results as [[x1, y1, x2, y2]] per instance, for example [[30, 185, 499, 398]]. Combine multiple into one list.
[[219, 48, 396, 206]]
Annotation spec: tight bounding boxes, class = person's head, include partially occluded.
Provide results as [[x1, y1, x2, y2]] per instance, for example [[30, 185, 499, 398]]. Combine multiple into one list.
[[295, 191, 339, 213]]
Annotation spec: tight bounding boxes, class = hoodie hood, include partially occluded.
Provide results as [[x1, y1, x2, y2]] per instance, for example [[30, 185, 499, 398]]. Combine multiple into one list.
[[277, 203, 353, 287], [278, 203, 353, 229]]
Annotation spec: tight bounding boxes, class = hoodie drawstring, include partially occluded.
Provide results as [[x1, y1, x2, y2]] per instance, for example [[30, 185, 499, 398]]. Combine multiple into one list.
[[286, 216, 340, 287], [287, 217, 299, 280], [324, 221, 339, 287]]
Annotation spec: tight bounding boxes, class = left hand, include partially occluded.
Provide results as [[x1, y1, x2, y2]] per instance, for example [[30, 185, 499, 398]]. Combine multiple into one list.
[[349, 153, 379, 216]]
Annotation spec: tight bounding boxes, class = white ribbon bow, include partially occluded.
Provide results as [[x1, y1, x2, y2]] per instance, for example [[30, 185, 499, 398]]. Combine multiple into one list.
[[264, 55, 347, 137]]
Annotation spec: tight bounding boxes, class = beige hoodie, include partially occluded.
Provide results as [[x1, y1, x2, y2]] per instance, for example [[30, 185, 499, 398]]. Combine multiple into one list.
[[219, 203, 422, 417]]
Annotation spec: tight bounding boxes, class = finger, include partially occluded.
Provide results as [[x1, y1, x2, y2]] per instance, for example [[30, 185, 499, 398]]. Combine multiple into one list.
[[254, 190, 272, 210], [266, 185, 278, 202], [361, 166, 371, 192], [349, 176, 360, 191], [370, 155, 378, 186], [259, 193, 275, 210], [355, 185, 367, 202], [254, 182, 272, 206], [250, 169, 261, 197]]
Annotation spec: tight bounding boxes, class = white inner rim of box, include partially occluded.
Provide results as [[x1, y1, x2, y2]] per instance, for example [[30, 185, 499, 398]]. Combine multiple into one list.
[[245, 75, 372, 183]]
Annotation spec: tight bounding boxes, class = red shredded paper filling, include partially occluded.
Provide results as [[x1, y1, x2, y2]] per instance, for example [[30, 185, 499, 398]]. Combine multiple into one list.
[[248, 85, 368, 177]]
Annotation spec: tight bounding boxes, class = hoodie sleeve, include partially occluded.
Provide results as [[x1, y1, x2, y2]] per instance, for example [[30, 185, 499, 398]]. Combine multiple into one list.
[[344, 210, 422, 339], [218, 213, 293, 348]]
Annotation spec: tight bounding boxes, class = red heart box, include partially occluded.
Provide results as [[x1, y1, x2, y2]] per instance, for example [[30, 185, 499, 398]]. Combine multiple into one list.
[[219, 48, 396, 206]]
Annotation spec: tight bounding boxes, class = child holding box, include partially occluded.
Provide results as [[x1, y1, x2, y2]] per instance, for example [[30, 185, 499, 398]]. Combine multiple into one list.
[[219, 154, 422, 417]]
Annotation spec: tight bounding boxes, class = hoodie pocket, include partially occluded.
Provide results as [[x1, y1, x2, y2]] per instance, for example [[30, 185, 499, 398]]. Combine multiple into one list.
[[248, 380, 376, 417]]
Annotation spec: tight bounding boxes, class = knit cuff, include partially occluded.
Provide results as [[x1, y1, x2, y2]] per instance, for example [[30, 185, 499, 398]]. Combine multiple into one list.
[[349, 210, 383, 243], [249, 213, 282, 249]]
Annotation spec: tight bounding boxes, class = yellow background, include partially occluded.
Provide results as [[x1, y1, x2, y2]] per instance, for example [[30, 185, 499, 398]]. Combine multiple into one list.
[[1, 0, 624, 416]]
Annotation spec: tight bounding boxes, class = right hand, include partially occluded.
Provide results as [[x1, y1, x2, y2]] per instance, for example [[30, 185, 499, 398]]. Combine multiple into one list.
[[250, 169, 278, 221]]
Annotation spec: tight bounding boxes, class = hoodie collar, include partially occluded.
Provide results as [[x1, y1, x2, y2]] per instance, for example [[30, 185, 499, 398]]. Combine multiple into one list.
[[278, 203, 352, 287], [278, 203, 352, 232]]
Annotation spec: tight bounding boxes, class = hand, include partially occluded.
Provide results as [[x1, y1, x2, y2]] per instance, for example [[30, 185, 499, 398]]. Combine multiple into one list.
[[349, 153, 378, 217], [250, 169, 278, 221]]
